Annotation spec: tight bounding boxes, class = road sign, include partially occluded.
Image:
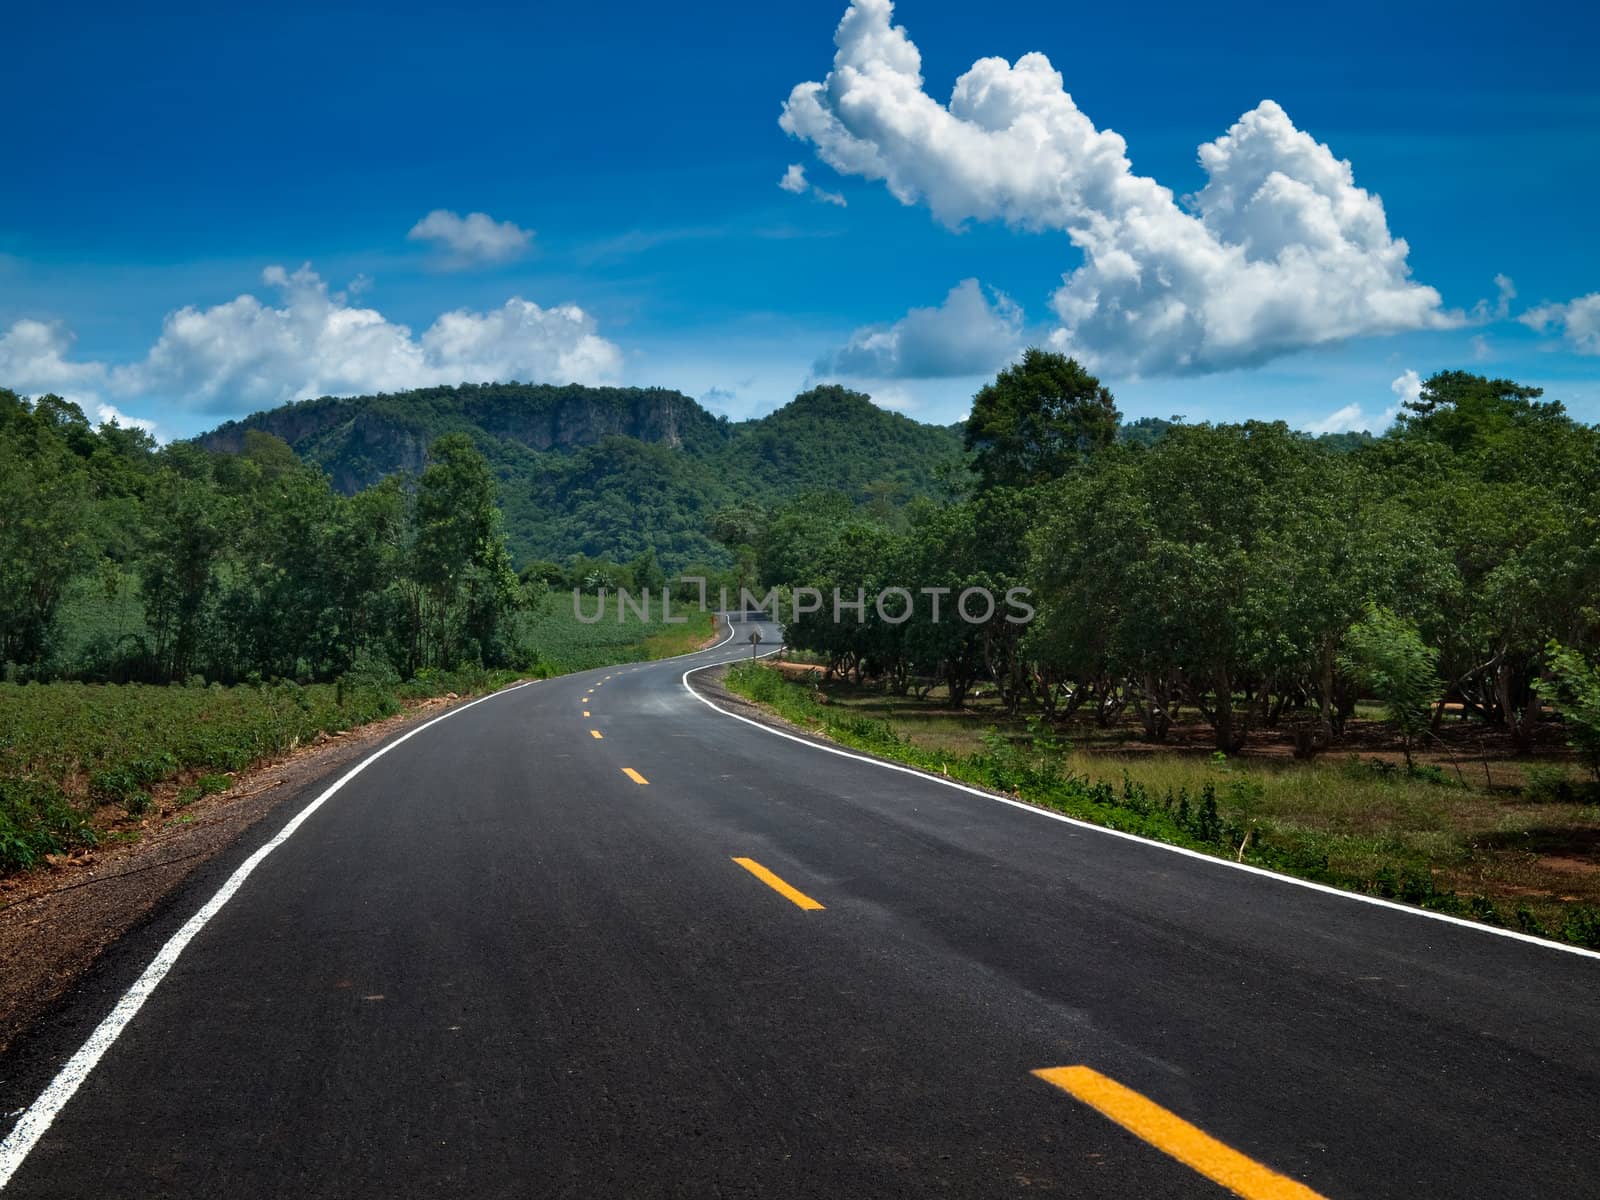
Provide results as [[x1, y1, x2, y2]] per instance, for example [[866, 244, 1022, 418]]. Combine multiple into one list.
[[749, 628, 763, 660]]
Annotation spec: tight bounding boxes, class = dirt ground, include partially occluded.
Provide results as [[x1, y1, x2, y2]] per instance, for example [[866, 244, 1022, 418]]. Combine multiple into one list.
[[0, 693, 476, 1055]]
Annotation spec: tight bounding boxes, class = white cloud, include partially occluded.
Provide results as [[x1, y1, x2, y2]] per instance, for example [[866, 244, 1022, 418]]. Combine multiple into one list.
[[0, 321, 165, 437], [779, 164, 809, 194], [94, 402, 162, 442], [0, 318, 108, 402], [407, 209, 534, 268], [1492, 273, 1516, 319], [1389, 368, 1423, 413], [1303, 370, 1416, 435], [1520, 293, 1600, 355], [1307, 402, 1367, 435], [1471, 273, 1516, 322], [781, 0, 1455, 376], [817, 278, 1023, 378], [43, 263, 628, 414], [777, 162, 848, 207]]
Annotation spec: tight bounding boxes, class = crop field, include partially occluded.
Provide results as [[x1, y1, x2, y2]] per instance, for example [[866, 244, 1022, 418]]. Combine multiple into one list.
[[520, 598, 715, 673], [0, 606, 715, 875]]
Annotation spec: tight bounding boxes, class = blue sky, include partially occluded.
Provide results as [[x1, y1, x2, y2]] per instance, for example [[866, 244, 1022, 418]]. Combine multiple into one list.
[[3, 0, 1597, 439]]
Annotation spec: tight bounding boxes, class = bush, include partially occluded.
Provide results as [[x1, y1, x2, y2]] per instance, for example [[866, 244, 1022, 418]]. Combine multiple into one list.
[[0, 779, 92, 871], [1522, 764, 1596, 805]]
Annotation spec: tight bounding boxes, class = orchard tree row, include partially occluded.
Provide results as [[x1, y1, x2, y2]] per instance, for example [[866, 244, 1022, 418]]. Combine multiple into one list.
[[743, 353, 1600, 771]]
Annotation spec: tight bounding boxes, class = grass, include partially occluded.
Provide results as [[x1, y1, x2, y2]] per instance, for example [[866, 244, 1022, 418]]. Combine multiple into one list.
[[0, 606, 717, 876], [518, 601, 716, 674], [723, 661, 1600, 951]]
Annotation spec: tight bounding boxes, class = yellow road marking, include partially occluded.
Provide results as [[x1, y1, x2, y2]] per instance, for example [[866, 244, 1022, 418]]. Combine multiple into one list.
[[590, 729, 603, 739], [1031, 1067, 1326, 1200], [621, 767, 649, 785], [583, 710, 591, 717], [731, 857, 825, 911]]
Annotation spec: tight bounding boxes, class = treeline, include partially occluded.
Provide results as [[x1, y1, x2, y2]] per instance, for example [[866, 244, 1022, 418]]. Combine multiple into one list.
[[1, 390, 527, 684], [750, 352, 1600, 771]]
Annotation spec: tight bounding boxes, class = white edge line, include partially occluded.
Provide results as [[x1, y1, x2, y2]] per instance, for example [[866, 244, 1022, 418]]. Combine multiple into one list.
[[0, 678, 539, 1190], [681, 658, 1600, 963]]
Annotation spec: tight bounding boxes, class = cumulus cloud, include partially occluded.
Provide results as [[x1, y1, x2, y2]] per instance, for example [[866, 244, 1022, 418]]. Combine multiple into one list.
[[779, 164, 809, 194], [407, 209, 534, 267], [0, 320, 166, 435], [1520, 293, 1600, 355], [0, 264, 623, 416], [1307, 402, 1367, 435], [1304, 370, 1417, 435], [781, 0, 1456, 376], [817, 278, 1022, 378], [1390, 368, 1423, 406], [777, 162, 847, 207], [0, 318, 107, 400], [94, 402, 162, 441]]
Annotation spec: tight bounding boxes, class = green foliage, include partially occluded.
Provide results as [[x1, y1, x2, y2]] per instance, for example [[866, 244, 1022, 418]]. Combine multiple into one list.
[[0, 675, 430, 870], [965, 349, 1120, 489], [197, 381, 966, 570], [1537, 642, 1600, 781], [746, 365, 1598, 781], [1341, 606, 1440, 766]]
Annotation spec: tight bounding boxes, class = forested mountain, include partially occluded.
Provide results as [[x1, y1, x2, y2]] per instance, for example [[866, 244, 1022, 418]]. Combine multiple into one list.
[[198, 382, 966, 567]]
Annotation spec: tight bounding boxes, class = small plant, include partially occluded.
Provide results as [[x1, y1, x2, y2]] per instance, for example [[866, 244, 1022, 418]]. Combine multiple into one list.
[[1341, 605, 1440, 769], [1522, 764, 1582, 804]]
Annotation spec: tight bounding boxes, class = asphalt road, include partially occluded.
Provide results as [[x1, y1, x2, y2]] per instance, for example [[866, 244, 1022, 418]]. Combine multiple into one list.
[[2, 619, 1596, 1198]]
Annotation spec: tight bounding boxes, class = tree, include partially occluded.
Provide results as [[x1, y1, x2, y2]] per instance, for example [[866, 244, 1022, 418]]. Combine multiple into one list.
[[1536, 643, 1600, 782], [407, 435, 521, 670], [138, 443, 236, 679], [965, 349, 1120, 489], [0, 400, 95, 668], [1342, 606, 1440, 768]]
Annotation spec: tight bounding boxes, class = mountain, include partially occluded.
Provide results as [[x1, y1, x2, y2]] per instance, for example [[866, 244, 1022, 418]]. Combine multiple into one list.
[[198, 382, 967, 568]]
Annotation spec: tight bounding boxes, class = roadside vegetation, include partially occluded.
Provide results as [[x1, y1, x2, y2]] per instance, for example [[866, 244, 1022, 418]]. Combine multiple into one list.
[[719, 354, 1600, 949], [0, 389, 716, 875], [0, 605, 712, 875], [725, 661, 1600, 949]]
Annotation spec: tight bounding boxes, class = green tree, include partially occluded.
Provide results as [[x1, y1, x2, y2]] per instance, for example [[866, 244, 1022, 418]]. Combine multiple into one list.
[[407, 434, 521, 670], [1536, 643, 1600, 782], [0, 394, 96, 668], [965, 349, 1120, 489], [1342, 606, 1440, 768]]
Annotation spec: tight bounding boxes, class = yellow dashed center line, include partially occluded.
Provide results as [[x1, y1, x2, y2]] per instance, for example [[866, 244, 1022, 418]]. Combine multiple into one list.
[[621, 767, 649, 785], [583, 710, 591, 717], [731, 857, 825, 911], [590, 729, 603, 739], [1031, 1066, 1327, 1200]]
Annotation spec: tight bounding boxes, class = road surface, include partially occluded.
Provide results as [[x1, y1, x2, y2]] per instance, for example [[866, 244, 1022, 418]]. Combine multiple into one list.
[[1, 619, 1595, 1197]]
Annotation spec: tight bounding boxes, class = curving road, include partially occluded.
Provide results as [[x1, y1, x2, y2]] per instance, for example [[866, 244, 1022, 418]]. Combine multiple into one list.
[[1, 618, 1596, 1198]]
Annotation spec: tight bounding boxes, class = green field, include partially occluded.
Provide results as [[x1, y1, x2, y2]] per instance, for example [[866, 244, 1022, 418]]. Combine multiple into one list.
[[519, 597, 715, 673], [0, 605, 715, 875], [723, 661, 1600, 950]]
